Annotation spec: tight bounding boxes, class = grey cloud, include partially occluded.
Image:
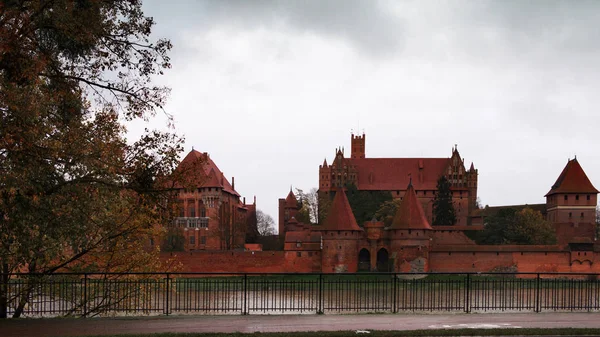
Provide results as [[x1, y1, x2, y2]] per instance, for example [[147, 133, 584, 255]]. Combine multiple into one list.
[[145, 0, 405, 57]]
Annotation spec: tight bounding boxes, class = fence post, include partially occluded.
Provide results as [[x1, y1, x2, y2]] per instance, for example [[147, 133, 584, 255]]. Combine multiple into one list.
[[392, 273, 397, 313], [83, 274, 88, 317], [465, 274, 471, 313], [317, 273, 323, 314], [535, 273, 541, 313], [165, 273, 170, 316], [243, 274, 248, 315]]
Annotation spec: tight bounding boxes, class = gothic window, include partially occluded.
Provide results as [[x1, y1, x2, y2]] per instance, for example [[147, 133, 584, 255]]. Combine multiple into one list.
[[200, 236, 206, 244], [201, 208, 206, 218], [189, 236, 195, 245], [189, 206, 196, 218], [199, 218, 208, 228]]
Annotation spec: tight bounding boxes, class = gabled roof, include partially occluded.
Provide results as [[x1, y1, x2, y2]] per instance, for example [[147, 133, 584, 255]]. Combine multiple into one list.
[[546, 158, 599, 196], [346, 157, 451, 191], [285, 190, 298, 208], [389, 182, 432, 230], [172, 149, 240, 196], [320, 189, 362, 231]]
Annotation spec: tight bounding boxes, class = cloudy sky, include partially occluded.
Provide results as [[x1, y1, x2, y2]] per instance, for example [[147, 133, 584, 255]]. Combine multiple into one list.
[[134, 0, 600, 225]]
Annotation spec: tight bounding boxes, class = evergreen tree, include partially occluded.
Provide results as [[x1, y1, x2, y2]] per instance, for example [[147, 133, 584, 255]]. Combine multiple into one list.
[[345, 183, 392, 226], [433, 176, 456, 226]]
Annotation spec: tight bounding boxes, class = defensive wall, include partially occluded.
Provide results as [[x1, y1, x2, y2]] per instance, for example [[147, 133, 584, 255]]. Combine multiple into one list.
[[160, 250, 321, 273], [162, 244, 599, 275]]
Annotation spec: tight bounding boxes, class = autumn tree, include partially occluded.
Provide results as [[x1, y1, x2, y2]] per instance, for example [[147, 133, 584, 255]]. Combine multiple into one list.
[[432, 176, 456, 226], [256, 210, 276, 236], [476, 207, 557, 245], [0, 0, 181, 317]]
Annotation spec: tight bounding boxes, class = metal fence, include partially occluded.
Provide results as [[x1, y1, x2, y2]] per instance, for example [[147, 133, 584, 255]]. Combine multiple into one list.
[[1, 272, 600, 317]]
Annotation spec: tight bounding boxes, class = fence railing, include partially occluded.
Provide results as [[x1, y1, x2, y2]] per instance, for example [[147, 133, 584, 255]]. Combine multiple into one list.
[[1, 272, 599, 318]]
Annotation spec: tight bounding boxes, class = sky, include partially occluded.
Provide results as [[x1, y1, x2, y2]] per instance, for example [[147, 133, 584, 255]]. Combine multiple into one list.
[[132, 0, 600, 225]]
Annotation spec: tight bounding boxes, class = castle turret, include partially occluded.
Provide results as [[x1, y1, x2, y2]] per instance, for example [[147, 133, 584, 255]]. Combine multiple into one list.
[[317, 188, 363, 273], [351, 133, 365, 159], [388, 181, 432, 273], [545, 158, 598, 245], [278, 188, 300, 239]]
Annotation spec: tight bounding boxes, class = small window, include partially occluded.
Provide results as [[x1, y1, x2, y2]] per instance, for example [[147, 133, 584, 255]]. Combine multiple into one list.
[[587, 195, 591, 201], [581, 212, 584, 219], [200, 236, 206, 244], [190, 236, 195, 245], [296, 252, 301, 257], [564, 195, 568, 201], [189, 206, 196, 218], [569, 212, 572, 219], [576, 195, 579, 201], [201, 208, 206, 217]]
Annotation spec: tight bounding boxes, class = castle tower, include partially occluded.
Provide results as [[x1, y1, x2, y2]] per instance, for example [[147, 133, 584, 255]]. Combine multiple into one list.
[[278, 189, 300, 239], [388, 181, 432, 273], [316, 188, 363, 273], [351, 133, 366, 159], [545, 158, 599, 245], [466, 162, 479, 224]]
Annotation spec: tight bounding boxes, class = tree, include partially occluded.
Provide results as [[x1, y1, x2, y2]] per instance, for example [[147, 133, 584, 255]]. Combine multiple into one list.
[[476, 208, 557, 245], [345, 183, 393, 226], [432, 176, 456, 226], [374, 199, 402, 227], [256, 210, 276, 236], [294, 188, 319, 224], [0, 0, 179, 317]]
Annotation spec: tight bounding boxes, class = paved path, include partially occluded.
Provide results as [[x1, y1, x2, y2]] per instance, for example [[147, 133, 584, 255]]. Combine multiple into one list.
[[1, 313, 600, 336]]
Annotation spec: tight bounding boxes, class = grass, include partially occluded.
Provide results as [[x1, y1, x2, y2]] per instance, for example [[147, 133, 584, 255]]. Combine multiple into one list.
[[81, 328, 600, 337]]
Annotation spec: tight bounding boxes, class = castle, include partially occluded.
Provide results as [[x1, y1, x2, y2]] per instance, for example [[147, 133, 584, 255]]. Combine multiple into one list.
[[167, 149, 257, 251], [163, 133, 599, 274]]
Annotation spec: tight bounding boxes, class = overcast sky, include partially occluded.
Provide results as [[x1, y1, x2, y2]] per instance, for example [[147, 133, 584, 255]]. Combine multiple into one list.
[[132, 0, 600, 225]]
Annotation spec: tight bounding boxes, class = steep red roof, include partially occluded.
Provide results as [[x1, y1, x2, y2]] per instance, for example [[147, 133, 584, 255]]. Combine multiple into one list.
[[320, 189, 362, 231], [285, 190, 298, 208], [546, 158, 599, 196], [173, 149, 240, 196], [346, 157, 451, 191], [389, 182, 432, 230]]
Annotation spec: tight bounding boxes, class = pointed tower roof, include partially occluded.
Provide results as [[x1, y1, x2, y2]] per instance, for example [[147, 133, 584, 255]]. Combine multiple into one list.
[[321, 189, 362, 231], [172, 149, 240, 196], [389, 182, 432, 230], [204, 168, 222, 188], [469, 162, 475, 171], [546, 158, 599, 196], [285, 190, 298, 208], [322, 158, 328, 167]]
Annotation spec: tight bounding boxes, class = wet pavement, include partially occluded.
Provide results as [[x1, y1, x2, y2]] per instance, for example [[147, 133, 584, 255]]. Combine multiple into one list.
[[1, 312, 600, 336]]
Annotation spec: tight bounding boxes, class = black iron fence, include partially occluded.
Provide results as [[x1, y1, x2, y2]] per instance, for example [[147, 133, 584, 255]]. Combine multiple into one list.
[[1, 272, 599, 318]]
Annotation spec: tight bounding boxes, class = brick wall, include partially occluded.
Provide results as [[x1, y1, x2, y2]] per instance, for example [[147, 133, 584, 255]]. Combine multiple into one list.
[[161, 250, 320, 273]]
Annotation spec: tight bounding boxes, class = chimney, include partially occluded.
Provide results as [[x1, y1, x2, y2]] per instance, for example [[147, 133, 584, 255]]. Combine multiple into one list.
[[243, 197, 246, 204], [232, 176, 235, 190], [253, 195, 256, 205]]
